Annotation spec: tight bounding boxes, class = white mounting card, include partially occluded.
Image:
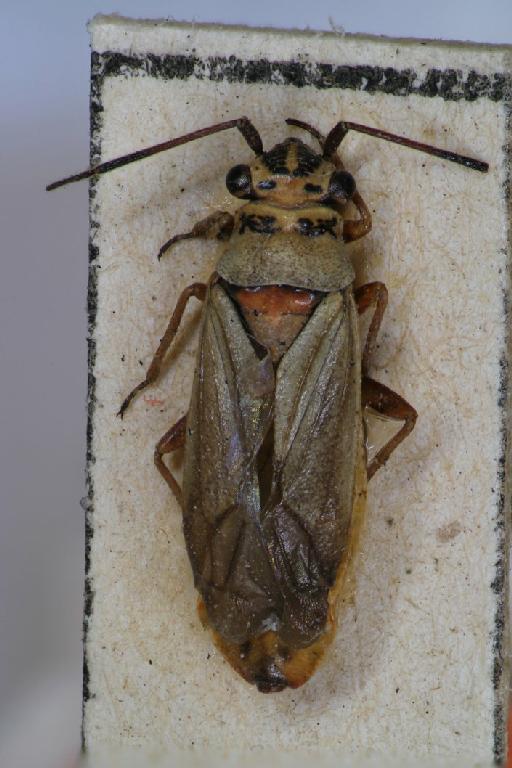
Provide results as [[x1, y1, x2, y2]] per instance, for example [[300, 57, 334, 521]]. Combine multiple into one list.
[[84, 16, 510, 767]]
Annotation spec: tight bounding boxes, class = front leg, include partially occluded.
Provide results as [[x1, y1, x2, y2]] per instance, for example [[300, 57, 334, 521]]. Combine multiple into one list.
[[158, 210, 234, 260], [343, 191, 372, 243]]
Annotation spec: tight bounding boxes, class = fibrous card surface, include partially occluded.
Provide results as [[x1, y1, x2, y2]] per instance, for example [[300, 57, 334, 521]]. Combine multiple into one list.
[[85, 16, 511, 766]]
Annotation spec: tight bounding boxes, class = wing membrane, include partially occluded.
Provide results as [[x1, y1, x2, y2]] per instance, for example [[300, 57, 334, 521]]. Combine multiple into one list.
[[263, 290, 362, 645], [183, 284, 279, 642], [182, 284, 362, 646]]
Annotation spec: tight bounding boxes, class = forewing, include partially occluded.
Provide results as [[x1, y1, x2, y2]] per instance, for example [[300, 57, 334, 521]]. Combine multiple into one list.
[[263, 289, 362, 645], [182, 284, 279, 643], [182, 285, 361, 648]]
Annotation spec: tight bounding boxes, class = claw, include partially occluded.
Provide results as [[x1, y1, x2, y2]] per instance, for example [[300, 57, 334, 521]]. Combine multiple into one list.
[[157, 232, 193, 261], [117, 400, 129, 419], [117, 385, 143, 419]]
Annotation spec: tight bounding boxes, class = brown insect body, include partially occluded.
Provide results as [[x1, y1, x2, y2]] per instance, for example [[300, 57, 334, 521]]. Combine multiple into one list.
[[48, 116, 487, 693], [182, 139, 367, 691]]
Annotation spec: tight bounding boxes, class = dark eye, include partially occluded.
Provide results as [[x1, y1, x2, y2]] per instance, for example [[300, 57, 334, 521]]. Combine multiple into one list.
[[226, 164, 254, 198], [328, 170, 356, 200]]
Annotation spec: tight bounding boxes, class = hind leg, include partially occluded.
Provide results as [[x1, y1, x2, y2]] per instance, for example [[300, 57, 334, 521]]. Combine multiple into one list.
[[154, 414, 187, 507], [362, 377, 417, 480]]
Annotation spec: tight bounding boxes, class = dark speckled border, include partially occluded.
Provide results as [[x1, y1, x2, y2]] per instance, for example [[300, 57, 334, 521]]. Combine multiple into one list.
[[493, 98, 512, 766], [85, 47, 511, 763], [91, 51, 509, 101]]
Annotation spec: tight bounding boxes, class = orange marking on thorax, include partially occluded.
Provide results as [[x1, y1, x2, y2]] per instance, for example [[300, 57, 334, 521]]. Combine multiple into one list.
[[233, 285, 319, 317], [227, 284, 323, 362]]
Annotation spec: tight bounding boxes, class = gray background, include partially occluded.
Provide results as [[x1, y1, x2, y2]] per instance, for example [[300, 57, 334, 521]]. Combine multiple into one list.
[[1, 2, 511, 767]]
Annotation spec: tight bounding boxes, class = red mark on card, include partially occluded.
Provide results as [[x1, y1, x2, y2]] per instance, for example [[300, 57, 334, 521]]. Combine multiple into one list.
[[144, 395, 165, 407]]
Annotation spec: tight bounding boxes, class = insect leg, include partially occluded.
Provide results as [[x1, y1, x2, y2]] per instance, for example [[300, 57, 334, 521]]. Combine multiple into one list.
[[158, 211, 234, 260], [117, 282, 207, 418], [154, 414, 187, 506], [354, 282, 388, 375], [342, 191, 372, 243], [362, 376, 417, 480]]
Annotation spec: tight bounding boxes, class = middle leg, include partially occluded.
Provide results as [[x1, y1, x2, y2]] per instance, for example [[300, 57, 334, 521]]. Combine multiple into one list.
[[354, 281, 388, 375], [355, 282, 417, 479], [118, 282, 207, 417]]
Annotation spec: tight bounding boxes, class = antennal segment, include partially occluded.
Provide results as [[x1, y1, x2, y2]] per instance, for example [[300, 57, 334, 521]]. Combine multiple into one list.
[[287, 117, 488, 173], [285, 118, 325, 146], [47, 117, 263, 191], [322, 119, 489, 173]]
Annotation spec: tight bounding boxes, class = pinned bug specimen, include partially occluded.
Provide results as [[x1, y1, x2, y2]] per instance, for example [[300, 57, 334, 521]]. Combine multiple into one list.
[[48, 115, 488, 692]]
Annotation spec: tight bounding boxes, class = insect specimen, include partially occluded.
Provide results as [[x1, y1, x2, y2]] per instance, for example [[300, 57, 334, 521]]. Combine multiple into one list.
[[48, 115, 487, 692]]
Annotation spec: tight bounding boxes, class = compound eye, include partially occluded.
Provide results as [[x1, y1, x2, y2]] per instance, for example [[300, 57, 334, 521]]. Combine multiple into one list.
[[226, 164, 254, 198], [328, 170, 356, 200]]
